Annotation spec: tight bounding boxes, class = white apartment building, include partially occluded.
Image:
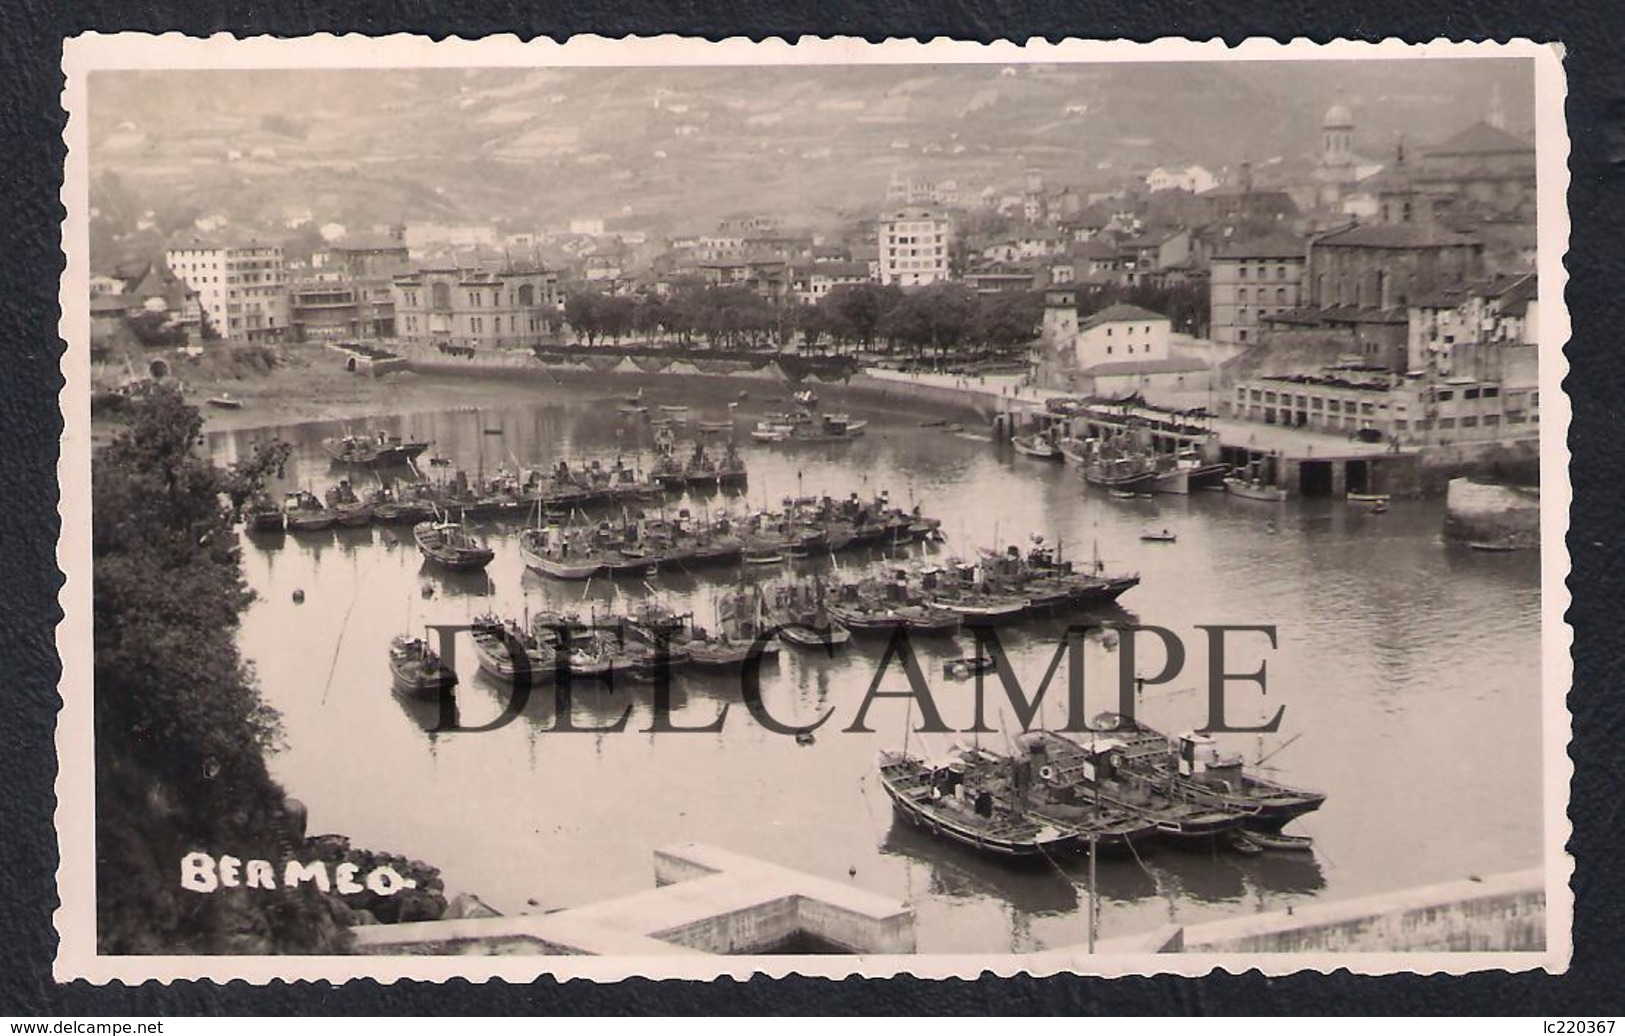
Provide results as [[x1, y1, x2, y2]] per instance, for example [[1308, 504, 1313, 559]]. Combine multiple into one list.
[[877, 207, 951, 287], [165, 241, 288, 343]]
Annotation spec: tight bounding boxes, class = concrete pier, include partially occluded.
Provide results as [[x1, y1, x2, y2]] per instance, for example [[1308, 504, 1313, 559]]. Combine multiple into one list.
[[350, 843, 914, 956], [1090, 869, 1546, 954]]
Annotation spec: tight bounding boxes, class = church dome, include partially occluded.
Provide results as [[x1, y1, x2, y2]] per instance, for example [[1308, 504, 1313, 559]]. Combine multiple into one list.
[[1323, 103, 1354, 128]]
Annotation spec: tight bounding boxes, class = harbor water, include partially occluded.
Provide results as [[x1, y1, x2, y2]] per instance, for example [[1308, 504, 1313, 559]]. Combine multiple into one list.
[[212, 378, 1543, 953]]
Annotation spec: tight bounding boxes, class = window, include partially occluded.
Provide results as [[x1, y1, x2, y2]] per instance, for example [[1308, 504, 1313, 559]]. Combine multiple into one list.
[[1239, 267, 1248, 279], [1238, 329, 1248, 342]]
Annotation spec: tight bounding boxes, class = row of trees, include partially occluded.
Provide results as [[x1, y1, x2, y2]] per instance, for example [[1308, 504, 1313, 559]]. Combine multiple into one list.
[[562, 282, 1048, 358], [561, 278, 1212, 358]]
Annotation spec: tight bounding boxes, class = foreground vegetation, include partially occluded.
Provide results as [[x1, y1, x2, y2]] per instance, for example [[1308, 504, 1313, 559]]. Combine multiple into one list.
[[92, 387, 443, 952]]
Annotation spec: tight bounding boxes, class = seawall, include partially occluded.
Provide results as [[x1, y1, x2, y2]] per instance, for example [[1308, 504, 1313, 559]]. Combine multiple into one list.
[[1091, 868, 1547, 955]]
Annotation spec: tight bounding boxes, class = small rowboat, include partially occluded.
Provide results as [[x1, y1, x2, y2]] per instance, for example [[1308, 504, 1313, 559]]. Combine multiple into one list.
[[1468, 540, 1518, 553], [1239, 829, 1315, 852], [1140, 528, 1177, 543], [206, 393, 244, 410], [743, 550, 786, 565], [658, 404, 691, 413], [1010, 434, 1062, 460], [1347, 491, 1391, 504], [943, 656, 996, 680], [1228, 833, 1264, 855]]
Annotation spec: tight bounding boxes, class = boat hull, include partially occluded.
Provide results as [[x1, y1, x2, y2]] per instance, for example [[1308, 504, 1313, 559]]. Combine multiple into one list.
[[1224, 478, 1289, 501]]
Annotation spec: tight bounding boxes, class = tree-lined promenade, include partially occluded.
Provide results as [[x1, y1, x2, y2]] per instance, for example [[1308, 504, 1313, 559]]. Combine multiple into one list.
[[559, 280, 1209, 360]]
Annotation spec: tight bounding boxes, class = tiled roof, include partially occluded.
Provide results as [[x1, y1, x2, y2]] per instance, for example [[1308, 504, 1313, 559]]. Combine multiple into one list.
[[1214, 236, 1307, 260], [1430, 121, 1533, 157], [1080, 303, 1168, 330], [1314, 223, 1478, 249]]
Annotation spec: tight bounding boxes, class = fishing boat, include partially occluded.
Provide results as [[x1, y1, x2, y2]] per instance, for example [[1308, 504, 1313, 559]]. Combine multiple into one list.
[[876, 749, 1077, 858], [519, 523, 604, 580], [698, 420, 735, 433], [1010, 433, 1062, 460], [1140, 528, 1177, 543], [918, 563, 1029, 618], [282, 489, 334, 532], [324, 479, 374, 527], [690, 587, 780, 667], [826, 579, 962, 637], [657, 404, 691, 414], [413, 518, 495, 571], [205, 392, 243, 410], [1149, 459, 1189, 495], [1347, 491, 1391, 504], [1467, 539, 1518, 553], [1224, 476, 1289, 502], [244, 493, 285, 533], [469, 615, 557, 684], [323, 429, 431, 467], [765, 579, 851, 650], [1083, 454, 1159, 493], [1088, 715, 1327, 834], [388, 635, 457, 695], [1019, 730, 1256, 841]]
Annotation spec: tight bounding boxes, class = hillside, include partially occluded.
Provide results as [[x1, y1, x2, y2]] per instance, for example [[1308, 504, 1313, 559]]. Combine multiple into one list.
[[87, 59, 1535, 264]]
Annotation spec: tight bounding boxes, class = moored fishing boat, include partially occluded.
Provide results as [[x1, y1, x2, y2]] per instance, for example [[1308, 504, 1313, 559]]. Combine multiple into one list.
[[876, 748, 1076, 859], [413, 518, 495, 571], [1224, 476, 1289, 502], [469, 615, 557, 683], [388, 634, 457, 695], [324, 479, 374, 527], [282, 489, 334, 532], [323, 429, 431, 467], [1018, 730, 1257, 841], [826, 577, 962, 636], [244, 493, 285, 533], [765, 578, 851, 650]]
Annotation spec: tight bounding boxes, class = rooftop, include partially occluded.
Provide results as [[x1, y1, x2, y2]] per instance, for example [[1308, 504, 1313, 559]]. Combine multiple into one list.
[[1431, 121, 1534, 157], [1080, 303, 1169, 329], [1314, 223, 1480, 250]]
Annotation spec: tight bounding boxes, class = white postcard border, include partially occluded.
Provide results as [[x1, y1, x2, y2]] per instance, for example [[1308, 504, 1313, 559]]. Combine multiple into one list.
[[55, 32, 1573, 985]]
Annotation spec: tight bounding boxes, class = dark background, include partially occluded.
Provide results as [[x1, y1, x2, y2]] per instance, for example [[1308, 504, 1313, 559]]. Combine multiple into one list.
[[3, 2, 1618, 1015]]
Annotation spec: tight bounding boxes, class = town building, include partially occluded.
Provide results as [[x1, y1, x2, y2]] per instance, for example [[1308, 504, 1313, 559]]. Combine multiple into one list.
[[1072, 302, 1172, 368], [391, 262, 561, 352], [1197, 164, 1301, 238], [792, 261, 873, 305], [294, 229, 415, 343], [1305, 223, 1484, 311], [876, 207, 951, 287], [1372, 122, 1537, 226], [1145, 165, 1219, 194], [164, 240, 289, 343], [1037, 290, 1209, 402], [1309, 104, 1387, 213], [1210, 237, 1308, 346]]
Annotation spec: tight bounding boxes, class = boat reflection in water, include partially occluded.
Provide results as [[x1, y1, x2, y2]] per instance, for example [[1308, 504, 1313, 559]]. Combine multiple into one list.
[[418, 562, 496, 599], [880, 804, 1325, 918]]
